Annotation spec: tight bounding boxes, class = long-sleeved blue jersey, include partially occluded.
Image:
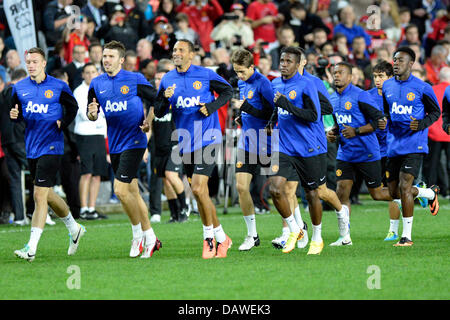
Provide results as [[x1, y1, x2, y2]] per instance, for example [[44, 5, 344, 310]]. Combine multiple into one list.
[[88, 69, 156, 154], [331, 83, 384, 163], [271, 72, 322, 158], [367, 87, 388, 158], [382, 74, 441, 157], [11, 75, 78, 159], [154, 64, 232, 154], [237, 69, 274, 155]]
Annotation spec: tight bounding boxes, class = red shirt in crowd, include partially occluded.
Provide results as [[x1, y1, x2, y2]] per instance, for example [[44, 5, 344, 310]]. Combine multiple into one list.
[[176, 0, 223, 53], [430, 81, 450, 142], [64, 32, 90, 64], [425, 60, 448, 85], [246, 0, 279, 43]]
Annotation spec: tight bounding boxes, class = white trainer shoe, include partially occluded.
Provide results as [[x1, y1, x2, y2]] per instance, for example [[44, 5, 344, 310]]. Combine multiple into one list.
[[238, 235, 260, 251], [329, 233, 353, 246], [150, 214, 161, 223], [141, 238, 162, 258], [130, 236, 145, 257], [46, 214, 56, 226], [14, 244, 36, 262], [272, 233, 290, 249], [68, 224, 86, 255], [297, 223, 309, 249]]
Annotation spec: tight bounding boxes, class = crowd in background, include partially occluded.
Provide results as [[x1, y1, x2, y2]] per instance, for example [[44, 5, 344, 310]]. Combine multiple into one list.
[[0, 0, 449, 224]]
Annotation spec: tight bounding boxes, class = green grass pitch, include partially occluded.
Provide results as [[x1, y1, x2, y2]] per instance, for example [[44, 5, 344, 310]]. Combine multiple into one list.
[[1, 196, 449, 300]]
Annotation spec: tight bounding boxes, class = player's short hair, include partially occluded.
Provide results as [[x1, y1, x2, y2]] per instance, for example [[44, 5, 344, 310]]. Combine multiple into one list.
[[373, 61, 394, 77], [176, 39, 195, 53], [27, 47, 46, 60], [230, 49, 254, 68], [394, 46, 416, 62], [335, 61, 353, 74], [82, 62, 97, 73], [104, 40, 126, 58], [280, 46, 302, 63], [11, 68, 28, 81]]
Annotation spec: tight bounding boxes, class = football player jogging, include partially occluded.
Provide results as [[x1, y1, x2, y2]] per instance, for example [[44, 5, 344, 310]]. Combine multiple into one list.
[[11, 47, 82, 261], [230, 48, 274, 251], [368, 61, 405, 242], [327, 62, 393, 246], [154, 40, 234, 259], [271, 48, 350, 250], [382, 47, 441, 246], [87, 41, 161, 259], [269, 46, 324, 255]]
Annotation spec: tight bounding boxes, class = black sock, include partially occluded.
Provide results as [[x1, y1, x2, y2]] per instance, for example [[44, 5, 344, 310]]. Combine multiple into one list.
[[177, 191, 187, 210], [168, 199, 179, 220]]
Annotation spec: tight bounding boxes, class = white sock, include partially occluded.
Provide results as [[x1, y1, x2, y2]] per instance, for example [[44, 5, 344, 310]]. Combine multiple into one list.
[[293, 206, 304, 229], [402, 216, 413, 240], [415, 187, 436, 200], [336, 204, 347, 218], [60, 212, 79, 235], [88, 207, 95, 212], [311, 224, 322, 242], [213, 225, 226, 243], [143, 228, 156, 245], [283, 214, 300, 234], [389, 219, 399, 234], [243, 215, 257, 237], [28, 227, 43, 252], [203, 224, 214, 240], [282, 227, 290, 236], [81, 207, 88, 213], [131, 223, 143, 240]]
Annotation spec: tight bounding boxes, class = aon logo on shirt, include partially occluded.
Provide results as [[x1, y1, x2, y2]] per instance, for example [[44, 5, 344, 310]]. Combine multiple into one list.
[[335, 113, 352, 124], [278, 108, 291, 116], [392, 102, 413, 115], [105, 100, 127, 112], [26, 101, 48, 113], [176, 96, 200, 108]]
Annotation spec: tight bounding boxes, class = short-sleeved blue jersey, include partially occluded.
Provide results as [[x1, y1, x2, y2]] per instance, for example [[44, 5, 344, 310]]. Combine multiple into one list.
[[271, 72, 322, 158], [89, 69, 150, 154], [12, 75, 76, 159], [237, 69, 274, 155], [331, 84, 381, 163]]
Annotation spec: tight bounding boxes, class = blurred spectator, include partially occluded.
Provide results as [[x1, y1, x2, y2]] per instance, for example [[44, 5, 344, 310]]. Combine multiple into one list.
[[123, 50, 138, 71], [73, 63, 108, 220], [88, 42, 103, 73], [397, 0, 431, 39], [0, 36, 7, 68], [174, 13, 201, 46], [320, 41, 335, 57], [81, 0, 109, 40], [43, 0, 73, 47], [427, 5, 450, 54], [333, 6, 371, 47], [63, 44, 86, 90], [211, 3, 254, 50], [375, 47, 392, 63], [46, 41, 67, 74], [155, 0, 178, 25], [348, 36, 370, 70], [246, 0, 283, 44], [287, 2, 331, 49], [176, 0, 224, 53], [140, 58, 157, 80], [104, 4, 140, 50], [270, 25, 297, 70], [150, 16, 177, 60], [257, 55, 280, 81], [399, 24, 421, 47], [213, 47, 238, 86], [425, 44, 449, 84], [6, 50, 21, 82], [351, 65, 365, 89], [409, 42, 425, 67], [63, 15, 91, 64], [306, 27, 329, 55], [379, 0, 402, 42], [122, 0, 150, 39], [136, 38, 153, 69], [412, 68, 428, 81], [333, 32, 349, 57], [0, 68, 28, 225], [157, 58, 175, 72]]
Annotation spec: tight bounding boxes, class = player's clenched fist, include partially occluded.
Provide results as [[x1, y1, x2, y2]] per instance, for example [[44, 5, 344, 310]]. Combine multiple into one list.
[[10, 104, 19, 120], [164, 84, 176, 99], [88, 98, 99, 121]]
